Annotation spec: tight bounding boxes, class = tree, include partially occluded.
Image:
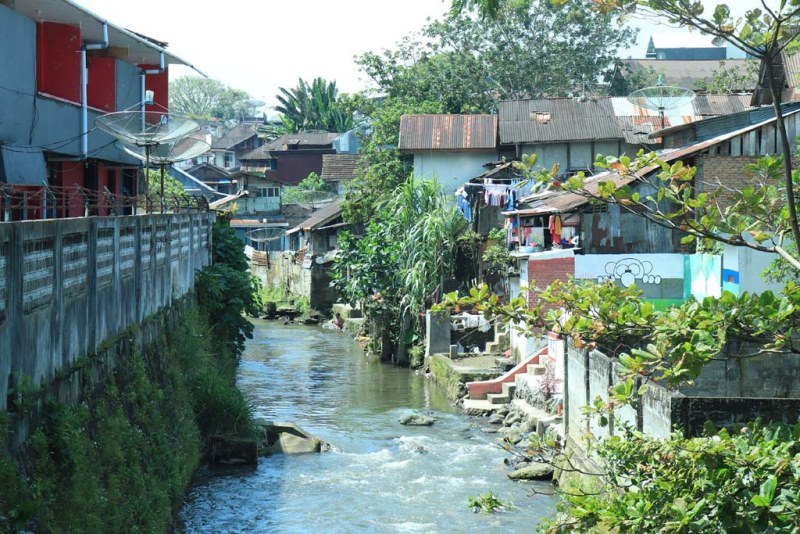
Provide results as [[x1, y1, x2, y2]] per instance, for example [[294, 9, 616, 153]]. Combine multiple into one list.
[[274, 78, 353, 133], [281, 172, 332, 205], [341, 97, 443, 224], [332, 179, 469, 364], [358, 1, 635, 112], [557, 0, 800, 274], [695, 59, 760, 94], [169, 76, 251, 121], [145, 169, 185, 198]]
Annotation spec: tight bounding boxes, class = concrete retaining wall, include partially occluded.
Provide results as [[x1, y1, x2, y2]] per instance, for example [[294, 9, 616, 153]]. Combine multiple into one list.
[[565, 340, 800, 440], [0, 213, 214, 410], [251, 251, 337, 310]]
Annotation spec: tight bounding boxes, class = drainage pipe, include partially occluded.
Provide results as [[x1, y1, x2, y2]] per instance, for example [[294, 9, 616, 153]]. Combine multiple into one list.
[[80, 22, 109, 160]]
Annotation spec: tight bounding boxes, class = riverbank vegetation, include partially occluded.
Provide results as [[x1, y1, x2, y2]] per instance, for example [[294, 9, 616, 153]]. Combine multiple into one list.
[[0, 219, 259, 531], [333, 179, 470, 365]]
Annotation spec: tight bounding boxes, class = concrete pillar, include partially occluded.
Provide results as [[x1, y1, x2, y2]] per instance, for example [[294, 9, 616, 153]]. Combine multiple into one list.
[[425, 310, 451, 357]]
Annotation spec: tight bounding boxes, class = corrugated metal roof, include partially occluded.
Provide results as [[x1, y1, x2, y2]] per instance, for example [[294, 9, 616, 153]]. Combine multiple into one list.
[[496, 95, 755, 146], [512, 108, 800, 215], [211, 123, 259, 150], [398, 114, 498, 150], [622, 59, 757, 91], [287, 199, 342, 234], [321, 154, 362, 181], [239, 146, 273, 161], [499, 98, 623, 144], [209, 189, 247, 210], [266, 132, 340, 150]]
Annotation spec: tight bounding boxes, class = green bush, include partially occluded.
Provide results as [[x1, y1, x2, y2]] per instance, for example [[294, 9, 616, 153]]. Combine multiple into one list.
[[547, 422, 800, 533]]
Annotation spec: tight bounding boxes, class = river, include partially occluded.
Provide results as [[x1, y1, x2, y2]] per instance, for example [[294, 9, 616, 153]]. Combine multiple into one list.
[[178, 320, 556, 533]]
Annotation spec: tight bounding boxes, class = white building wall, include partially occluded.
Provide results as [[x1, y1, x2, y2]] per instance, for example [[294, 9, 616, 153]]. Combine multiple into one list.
[[412, 151, 495, 197]]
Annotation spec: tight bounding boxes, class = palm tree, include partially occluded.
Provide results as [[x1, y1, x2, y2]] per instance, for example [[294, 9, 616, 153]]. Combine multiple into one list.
[[275, 78, 353, 133]]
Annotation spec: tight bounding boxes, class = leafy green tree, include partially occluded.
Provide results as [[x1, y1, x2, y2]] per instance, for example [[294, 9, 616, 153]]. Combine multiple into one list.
[[358, 1, 635, 111], [169, 76, 251, 121], [195, 219, 261, 357], [695, 59, 760, 94], [275, 78, 353, 133], [281, 172, 332, 205], [341, 97, 442, 224], [145, 169, 185, 198], [333, 179, 468, 364]]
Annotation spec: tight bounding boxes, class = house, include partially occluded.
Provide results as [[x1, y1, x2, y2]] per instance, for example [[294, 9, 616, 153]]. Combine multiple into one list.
[[0, 0, 199, 220], [167, 166, 222, 198], [184, 162, 237, 194], [285, 199, 346, 255], [321, 154, 362, 194], [497, 95, 755, 179], [645, 33, 733, 61], [240, 131, 339, 186], [209, 121, 264, 170], [501, 103, 797, 315], [398, 114, 498, 196]]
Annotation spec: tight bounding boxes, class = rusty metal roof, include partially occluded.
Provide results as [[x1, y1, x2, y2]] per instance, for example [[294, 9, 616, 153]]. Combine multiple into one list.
[[266, 131, 340, 150], [497, 95, 755, 146], [287, 199, 343, 234], [211, 123, 259, 150], [510, 108, 800, 216], [398, 114, 498, 151], [321, 154, 362, 181], [239, 145, 274, 161], [499, 98, 623, 144]]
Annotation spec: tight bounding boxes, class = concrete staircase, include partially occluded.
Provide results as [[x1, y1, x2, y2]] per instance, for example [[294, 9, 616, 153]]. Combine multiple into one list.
[[466, 345, 548, 403], [484, 329, 509, 354]]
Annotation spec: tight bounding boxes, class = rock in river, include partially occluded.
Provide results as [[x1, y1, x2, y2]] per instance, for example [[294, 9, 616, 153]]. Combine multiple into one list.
[[261, 421, 325, 455], [399, 413, 435, 426], [507, 462, 554, 481]]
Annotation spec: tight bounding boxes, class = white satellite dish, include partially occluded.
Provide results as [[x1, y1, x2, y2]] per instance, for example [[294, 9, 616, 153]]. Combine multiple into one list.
[[627, 82, 696, 131]]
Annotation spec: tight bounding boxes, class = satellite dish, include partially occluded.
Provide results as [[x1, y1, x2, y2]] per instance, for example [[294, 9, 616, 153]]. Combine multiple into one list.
[[627, 82, 696, 131], [294, 190, 337, 211], [245, 227, 286, 244], [118, 138, 210, 165], [245, 99, 266, 108], [95, 111, 201, 146], [95, 110, 202, 209]]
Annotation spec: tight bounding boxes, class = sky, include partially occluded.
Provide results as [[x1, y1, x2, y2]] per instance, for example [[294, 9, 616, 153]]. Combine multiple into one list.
[[76, 0, 760, 112]]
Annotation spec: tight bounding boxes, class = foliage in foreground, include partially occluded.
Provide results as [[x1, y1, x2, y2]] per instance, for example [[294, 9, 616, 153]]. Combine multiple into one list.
[[196, 218, 262, 356], [546, 422, 800, 533], [0, 304, 255, 532], [333, 178, 469, 363]]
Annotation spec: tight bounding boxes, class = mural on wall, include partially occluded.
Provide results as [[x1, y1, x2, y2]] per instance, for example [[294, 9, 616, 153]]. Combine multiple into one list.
[[596, 257, 662, 287], [685, 254, 722, 300], [575, 253, 686, 310]]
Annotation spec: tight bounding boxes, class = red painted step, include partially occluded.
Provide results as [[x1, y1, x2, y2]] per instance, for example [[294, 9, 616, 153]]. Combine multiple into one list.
[[466, 346, 548, 400]]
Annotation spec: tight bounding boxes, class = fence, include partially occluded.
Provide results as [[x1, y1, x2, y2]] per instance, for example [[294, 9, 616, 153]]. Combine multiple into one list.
[[0, 212, 215, 411], [0, 183, 209, 222]]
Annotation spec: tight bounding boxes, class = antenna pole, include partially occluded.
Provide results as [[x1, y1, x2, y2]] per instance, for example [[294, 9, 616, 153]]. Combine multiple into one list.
[[145, 145, 152, 213], [160, 163, 165, 213]]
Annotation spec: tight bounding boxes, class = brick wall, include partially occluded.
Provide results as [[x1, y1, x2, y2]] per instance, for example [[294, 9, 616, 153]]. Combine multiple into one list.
[[527, 255, 575, 310], [699, 155, 800, 210]]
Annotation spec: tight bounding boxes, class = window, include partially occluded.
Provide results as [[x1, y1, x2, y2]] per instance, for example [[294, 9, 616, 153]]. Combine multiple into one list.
[[224, 154, 233, 168], [257, 187, 280, 198], [266, 159, 277, 171]]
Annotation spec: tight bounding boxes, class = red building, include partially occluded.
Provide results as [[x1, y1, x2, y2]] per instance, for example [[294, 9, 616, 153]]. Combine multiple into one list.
[[0, 0, 200, 220]]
